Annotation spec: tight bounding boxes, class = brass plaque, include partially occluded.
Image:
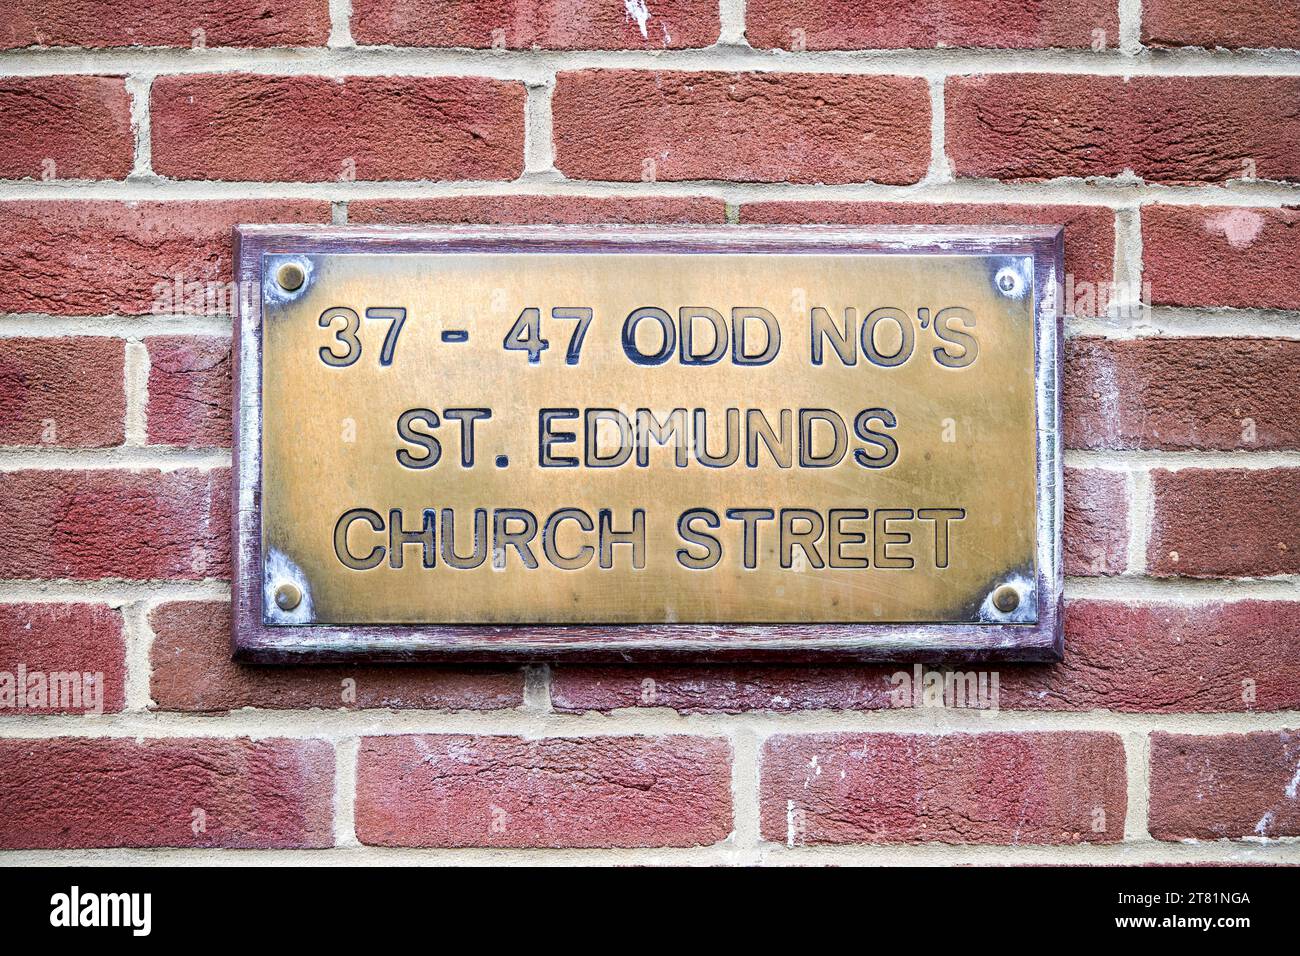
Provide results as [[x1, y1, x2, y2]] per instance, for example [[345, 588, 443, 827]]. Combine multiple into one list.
[[256, 239, 1044, 629]]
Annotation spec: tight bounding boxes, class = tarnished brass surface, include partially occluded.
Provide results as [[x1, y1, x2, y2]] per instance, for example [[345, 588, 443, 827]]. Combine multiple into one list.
[[261, 251, 1037, 625]]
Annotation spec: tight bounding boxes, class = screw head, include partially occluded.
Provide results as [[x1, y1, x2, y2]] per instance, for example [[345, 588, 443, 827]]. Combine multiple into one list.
[[276, 261, 306, 292], [274, 582, 302, 611], [992, 584, 1020, 614], [994, 265, 1025, 298]]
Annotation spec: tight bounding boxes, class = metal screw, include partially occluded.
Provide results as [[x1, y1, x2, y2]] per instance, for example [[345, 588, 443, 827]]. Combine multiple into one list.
[[276, 262, 305, 292], [994, 266, 1023, 297], [274, 582, 302, 611], [992, 584, 1020, 614]]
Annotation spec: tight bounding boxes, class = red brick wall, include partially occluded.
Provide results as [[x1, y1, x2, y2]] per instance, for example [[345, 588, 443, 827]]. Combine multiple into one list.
[[0, 0, 1297, 864]]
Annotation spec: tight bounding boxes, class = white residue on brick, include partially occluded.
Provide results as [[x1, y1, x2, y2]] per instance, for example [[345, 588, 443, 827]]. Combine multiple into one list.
[[805, 754, 820, 788], [624, 0, 651, 39], [1205, 207, 1266, 249]]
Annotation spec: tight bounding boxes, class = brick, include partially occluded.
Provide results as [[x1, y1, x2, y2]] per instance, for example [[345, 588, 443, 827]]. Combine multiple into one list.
[[0, 76, 132, 180], [1142, 205, 1300, 310], [1065, 338, 1300, 451], [761, 732, 1126, 844], [1149, 731, 1300, 840], [150, 601, 525, 711], [999, 600, 1300, 712], [349, 195, 728, 224], [0, 338, 125, 447], [741, 201, 1114, 315], [152, 74, 525, 182], [1064, 467, 1128, 576], [352, 0, 719, 49], [747, 0, 1116, 50], [1, 0, 328, 48], [1143, 0, 1300, 50], [946, 75, 1300, 184], [553, 665, 900, 713], [0, 737, 333, 849], [1149, 468, 1300, 577], [553, 70, 930, 184], [0, 469, 230, 580], [356, 735, 733, 847], [145, 336, 231, 447], [0, 604, 125, 714], [0, 200, 330, 317]]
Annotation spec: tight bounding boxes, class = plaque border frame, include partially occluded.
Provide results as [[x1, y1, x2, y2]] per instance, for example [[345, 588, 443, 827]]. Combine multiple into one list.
[[232, 225, 1064, 663]]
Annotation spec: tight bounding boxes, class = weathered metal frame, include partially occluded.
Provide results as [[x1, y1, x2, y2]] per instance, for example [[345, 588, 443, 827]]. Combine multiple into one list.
[[232, 225, 1063, 663]]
